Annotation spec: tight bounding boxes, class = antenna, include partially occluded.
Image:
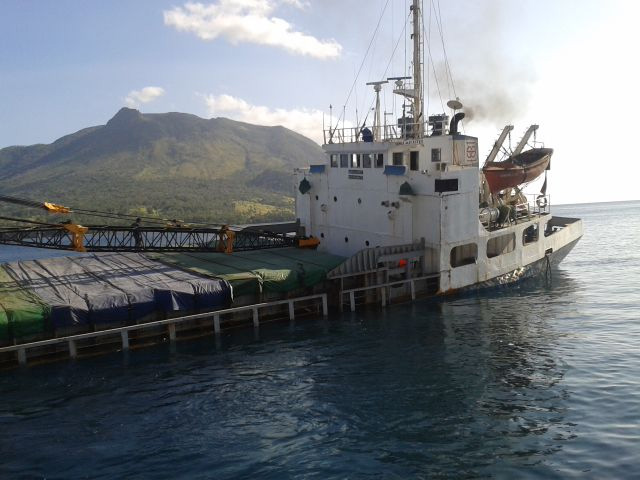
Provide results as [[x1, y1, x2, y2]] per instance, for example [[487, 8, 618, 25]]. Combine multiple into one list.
[[388, 76, 411, 90], [366, 80, 388, 142], [447, 98, 463, 110]]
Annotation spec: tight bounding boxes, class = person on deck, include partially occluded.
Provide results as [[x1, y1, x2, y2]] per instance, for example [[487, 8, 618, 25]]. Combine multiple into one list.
[[361, 127, 374, 142], [131, 217, 143, 250]]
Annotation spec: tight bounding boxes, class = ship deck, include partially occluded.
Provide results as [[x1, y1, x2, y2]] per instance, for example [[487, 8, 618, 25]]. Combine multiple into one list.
[[0, 248, 345, 366]]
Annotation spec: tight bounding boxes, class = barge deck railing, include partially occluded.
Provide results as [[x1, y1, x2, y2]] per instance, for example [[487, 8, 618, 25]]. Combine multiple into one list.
[[0, 293, 328, 365]]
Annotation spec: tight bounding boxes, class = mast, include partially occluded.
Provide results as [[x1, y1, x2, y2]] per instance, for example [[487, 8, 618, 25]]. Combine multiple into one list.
[[367, 81, 388, 141], [411, 0, 423, 136], [392, 0, 423, 138]]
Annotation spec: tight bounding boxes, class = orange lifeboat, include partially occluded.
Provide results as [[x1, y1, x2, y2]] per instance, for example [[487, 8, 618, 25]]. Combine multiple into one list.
[[482, 148, 552, 193]]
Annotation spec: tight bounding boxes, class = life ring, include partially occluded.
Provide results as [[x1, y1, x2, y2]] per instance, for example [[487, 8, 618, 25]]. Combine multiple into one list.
[[536, 195, 548, 208]]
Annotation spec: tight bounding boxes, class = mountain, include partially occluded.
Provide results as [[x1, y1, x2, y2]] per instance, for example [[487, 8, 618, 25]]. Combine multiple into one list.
[[0, 108, 324, 224]]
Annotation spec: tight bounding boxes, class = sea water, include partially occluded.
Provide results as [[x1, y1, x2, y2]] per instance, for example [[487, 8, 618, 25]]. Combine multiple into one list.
[[1, 201, 639, 479]]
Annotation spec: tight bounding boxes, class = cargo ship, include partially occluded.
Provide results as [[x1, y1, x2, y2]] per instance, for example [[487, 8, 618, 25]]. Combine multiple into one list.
[[293, 0, 582, 294], [0, 0, 582, 367]]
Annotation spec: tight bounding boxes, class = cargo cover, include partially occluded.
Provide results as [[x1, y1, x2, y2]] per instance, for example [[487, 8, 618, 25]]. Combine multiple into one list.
[[2, 253, 232, 328], [0, 267, 49, 341], [149, 248, 345, 295]]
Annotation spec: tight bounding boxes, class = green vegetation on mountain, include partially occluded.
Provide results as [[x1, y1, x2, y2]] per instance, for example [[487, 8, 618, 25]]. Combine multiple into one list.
[[0, 108, 323, 225]]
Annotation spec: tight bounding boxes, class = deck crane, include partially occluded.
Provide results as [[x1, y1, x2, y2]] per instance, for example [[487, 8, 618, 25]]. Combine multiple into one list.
[[513, 125, 539, 156], [0, 195, 317, 253], [485, 125, 514, 164]]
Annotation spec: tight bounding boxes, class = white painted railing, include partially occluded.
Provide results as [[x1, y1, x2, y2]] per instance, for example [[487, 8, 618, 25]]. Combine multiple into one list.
[[0, 293, 328, 365], [341, 274, 439, 311]]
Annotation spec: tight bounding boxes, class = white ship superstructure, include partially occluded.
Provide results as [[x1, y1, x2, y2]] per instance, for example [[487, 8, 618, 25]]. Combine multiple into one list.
[[295, 0, 582, 296]]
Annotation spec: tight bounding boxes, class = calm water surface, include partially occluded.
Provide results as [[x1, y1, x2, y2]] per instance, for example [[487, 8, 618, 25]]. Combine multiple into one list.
[[1, 201, 639, 479]]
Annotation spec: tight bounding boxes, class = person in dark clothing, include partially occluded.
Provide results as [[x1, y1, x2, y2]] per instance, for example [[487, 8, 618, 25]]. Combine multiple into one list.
[[131, 217, 143, 249], [361, 127, 374, 142]]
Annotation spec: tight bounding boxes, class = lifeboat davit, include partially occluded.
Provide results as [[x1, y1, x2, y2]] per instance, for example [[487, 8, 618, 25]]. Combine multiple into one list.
[[482, 148, 552, 193]]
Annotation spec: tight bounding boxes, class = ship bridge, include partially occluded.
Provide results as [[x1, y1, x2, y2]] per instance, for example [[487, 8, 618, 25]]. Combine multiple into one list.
[[323, 112, 460, 146]]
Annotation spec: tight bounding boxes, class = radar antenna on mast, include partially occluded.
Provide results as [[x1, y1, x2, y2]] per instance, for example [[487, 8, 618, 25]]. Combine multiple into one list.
[[366, 80, 388, 142], [447, 98, 463, 111]]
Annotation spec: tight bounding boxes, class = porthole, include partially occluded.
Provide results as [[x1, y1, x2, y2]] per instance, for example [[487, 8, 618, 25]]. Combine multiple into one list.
[[333, 196, 337, 202], [344, 237, 349, 243]]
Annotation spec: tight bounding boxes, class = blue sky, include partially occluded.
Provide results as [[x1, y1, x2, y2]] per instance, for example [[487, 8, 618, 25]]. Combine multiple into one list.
[[1, 0, 638, 203]]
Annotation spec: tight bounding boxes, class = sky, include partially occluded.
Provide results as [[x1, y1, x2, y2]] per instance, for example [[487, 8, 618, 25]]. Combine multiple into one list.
[[1, 0, 639, 205]]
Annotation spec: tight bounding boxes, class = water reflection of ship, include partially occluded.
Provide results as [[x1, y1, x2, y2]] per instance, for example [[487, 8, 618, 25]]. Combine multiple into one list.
[[298, 275, 578, 471], [439, 273, 578, 445]]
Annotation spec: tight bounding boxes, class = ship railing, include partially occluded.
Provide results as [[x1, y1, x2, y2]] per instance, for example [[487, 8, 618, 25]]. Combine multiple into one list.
[[483, 193, 551, 231], [525, 193, 551, 217], [512, 193, 551, 223], [0, 293, 328, 366], [324, 120, 429, 145], [341, 273, 440, 311]]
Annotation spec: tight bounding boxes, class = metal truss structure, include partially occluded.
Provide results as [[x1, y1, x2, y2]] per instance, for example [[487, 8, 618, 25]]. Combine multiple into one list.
[[0, 225, 298, 253]]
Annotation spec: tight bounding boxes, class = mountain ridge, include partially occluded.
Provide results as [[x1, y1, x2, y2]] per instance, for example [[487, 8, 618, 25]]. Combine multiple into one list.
[[0, 108, 323, 224]]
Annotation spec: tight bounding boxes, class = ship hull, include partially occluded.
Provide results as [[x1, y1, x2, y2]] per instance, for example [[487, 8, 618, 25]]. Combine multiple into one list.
[[483, 148, 552, 193], [470, 236, 581, 290]]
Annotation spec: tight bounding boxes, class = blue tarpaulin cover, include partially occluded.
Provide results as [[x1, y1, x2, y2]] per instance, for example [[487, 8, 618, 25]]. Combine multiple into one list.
[[2, 253, 232, 329]]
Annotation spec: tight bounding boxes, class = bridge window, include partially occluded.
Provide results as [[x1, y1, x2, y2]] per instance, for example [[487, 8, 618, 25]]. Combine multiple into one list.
[[393, 152, 404, 166], [435, 178, 458, 192], [330, 154, 338, 167], [362, 153, 372, 168], [451, 243, 477, 268], [375, 153, 384, 168], [522, 224, 539, 245], [339, 154, 349, 168], [431, 148, 441, 162], [351, 154, 360, 168], [487, 233, 515, 258], [410, 151, 419, 171]]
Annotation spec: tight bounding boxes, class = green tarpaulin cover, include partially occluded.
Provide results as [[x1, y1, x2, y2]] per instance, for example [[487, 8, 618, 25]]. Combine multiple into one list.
[[148, 248, 345, 296], [0, 307, 7, 342], [0, 266, 49, 341]]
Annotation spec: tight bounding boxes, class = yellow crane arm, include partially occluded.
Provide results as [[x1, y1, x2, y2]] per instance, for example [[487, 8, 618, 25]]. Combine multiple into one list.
[[43, 202, 72, 214]]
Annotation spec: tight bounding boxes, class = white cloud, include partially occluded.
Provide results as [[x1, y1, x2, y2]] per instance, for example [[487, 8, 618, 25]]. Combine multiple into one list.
[[279, 0, 310, 8], [163, 1, 341, 59], [124, 86, 166, 107], [204, 93, 334, 143]]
